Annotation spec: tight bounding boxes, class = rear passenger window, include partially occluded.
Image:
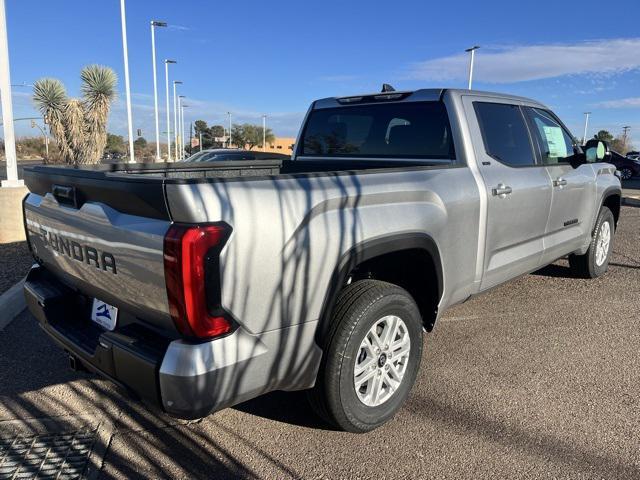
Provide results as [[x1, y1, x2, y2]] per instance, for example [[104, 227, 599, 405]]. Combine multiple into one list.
[[474, 102, 536, 167], [525, 108, 575, 165]]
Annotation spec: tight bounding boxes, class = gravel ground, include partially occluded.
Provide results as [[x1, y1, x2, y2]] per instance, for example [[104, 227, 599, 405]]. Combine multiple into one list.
[[0, 206, 638, 479], [0, 241, 32, 295]]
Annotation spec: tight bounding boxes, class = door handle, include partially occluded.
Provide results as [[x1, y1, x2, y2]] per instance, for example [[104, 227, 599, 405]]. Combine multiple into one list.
[[553, 178, 568, 187], [492, 184, 513, 197]]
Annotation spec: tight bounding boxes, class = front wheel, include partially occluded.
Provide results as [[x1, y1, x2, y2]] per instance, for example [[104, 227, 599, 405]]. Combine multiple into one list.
[[619, 167, 633, 180], [569, 206, 615, 278], [308, 280, 423, 433]]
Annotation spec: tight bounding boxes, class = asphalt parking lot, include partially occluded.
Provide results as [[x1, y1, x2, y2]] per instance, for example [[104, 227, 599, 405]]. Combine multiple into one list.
[[0, 206, 638, 479]]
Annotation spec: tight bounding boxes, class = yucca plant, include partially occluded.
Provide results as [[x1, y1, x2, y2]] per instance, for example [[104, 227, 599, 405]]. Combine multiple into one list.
[[32, 78, 71, 162], [81, 65, 117, 164], [33, 65, 117, 165]]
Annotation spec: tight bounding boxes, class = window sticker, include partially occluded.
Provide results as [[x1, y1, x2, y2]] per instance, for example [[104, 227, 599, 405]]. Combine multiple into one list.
[[542, 125, 568, 158]]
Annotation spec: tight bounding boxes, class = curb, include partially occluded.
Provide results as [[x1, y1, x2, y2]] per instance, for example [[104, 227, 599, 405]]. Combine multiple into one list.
[[622, 197, 640, 208], [0, 276, 26, 331]]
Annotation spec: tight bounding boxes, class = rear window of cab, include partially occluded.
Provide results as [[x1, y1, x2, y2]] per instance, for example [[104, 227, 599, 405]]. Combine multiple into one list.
[[300, 102, 455, 161]]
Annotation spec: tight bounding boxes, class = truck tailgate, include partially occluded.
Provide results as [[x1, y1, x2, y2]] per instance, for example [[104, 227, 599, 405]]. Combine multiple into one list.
[[23, 168, 174, 332]]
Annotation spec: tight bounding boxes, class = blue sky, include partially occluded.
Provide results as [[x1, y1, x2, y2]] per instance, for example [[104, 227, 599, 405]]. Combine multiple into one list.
[[5, 0, 640, 147]]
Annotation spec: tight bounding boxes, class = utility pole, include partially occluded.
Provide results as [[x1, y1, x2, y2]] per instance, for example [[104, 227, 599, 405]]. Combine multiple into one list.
[[465, 46, 480, 90], [150, 20, 167, 161], [0, 0, 21, 187], [199, 131, 203, 152], [582, 112, 591, 145], [622, 126, 631, 151], [227, 112, 232, 148], [262, 114, 266, 151], [119, 0, 135, 163]]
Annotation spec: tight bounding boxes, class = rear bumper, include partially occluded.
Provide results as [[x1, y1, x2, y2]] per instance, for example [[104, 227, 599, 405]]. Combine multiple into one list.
[[24, 265, 322, 419], [24, 265, 168, 409]]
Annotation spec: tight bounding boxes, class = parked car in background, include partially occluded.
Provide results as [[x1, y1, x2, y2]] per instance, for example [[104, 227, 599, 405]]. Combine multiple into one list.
[[101, 152, 124, 162], [604, 150, 640, 180], [626, 151, 639, 160], [180, 148, 290, 163]]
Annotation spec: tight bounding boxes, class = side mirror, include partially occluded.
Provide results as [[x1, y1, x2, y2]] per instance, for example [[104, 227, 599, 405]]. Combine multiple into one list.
[[584, 139, 609, 163]]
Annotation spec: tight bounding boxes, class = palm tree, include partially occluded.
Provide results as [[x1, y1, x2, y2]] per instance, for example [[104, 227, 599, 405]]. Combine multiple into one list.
[[33, 65, 117, 165]]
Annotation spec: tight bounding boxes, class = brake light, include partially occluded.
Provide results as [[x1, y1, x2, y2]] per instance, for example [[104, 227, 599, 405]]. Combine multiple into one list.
[[163, 224, 232, 338]]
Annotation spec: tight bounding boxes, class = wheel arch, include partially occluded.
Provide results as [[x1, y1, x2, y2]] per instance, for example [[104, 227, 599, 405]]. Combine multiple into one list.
[[316, 233, 444, 344], [600, 188, 621, 230]]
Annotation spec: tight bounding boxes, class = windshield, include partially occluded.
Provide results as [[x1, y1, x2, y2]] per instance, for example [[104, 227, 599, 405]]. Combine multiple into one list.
[[180, 151, 210, 162], [300, 101, 455, 160]]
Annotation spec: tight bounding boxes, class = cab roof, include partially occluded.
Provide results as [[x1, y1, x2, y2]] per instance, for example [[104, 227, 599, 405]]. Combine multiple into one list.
[[313, 88, 547, 110]]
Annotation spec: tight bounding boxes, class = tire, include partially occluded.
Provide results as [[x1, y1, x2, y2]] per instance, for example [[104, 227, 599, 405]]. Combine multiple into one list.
[[619, 168, 633, 180], [569, 206, 615, 278], [308, 280, 423, 433]]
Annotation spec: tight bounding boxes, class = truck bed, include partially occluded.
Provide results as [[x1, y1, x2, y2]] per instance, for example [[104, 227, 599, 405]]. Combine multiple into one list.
[[23, 158, 439, 220]]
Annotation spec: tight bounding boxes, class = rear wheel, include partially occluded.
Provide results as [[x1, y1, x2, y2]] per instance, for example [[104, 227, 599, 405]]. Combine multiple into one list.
[[308, 280, 423, 433], [569, 206, 614, 278]]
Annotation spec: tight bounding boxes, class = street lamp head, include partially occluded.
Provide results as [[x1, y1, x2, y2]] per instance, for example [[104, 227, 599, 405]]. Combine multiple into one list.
[[173, 80, 183, 85], [151, 20, 167, 27], [179, 95, 185, 99], [165, 59, 177, 64], [465, 45, 480, 52]]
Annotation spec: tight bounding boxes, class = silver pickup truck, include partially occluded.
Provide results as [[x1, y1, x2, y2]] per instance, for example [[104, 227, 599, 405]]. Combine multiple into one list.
[[22, 88, 620, 433]]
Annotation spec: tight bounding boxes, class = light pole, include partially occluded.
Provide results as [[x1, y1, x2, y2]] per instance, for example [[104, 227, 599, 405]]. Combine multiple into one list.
[[0, 0, 20, 187], [30, 120, 49, 158], [150, 20, 167, 161], [582, 112, 591, 145], [119, 0, 135, 163], [227, 112, 232, 148], [173, 80, 182, 160], [199, 131, 203, 152], [262, 114, 266, 151], [465, 45, 480, 90], [176, 94, 181, 158], [164, 59, 176, 161], [180, 102, 188, 159], [178, 95, 185, 159]]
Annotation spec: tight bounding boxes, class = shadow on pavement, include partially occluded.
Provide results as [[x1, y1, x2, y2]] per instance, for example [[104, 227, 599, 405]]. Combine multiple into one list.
[[530, 262, 579, 279], [0, 312, 296, 478], [233, 390, 333, 431], [609, 261, 640, 270]]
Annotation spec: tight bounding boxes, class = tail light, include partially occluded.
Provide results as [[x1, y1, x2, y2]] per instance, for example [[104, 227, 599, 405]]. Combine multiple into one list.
[[163, 223, 232, 339]]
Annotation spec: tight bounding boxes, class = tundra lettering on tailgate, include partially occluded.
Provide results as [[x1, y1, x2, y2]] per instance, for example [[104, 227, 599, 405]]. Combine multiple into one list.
[[36, 225, 117, 274]]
